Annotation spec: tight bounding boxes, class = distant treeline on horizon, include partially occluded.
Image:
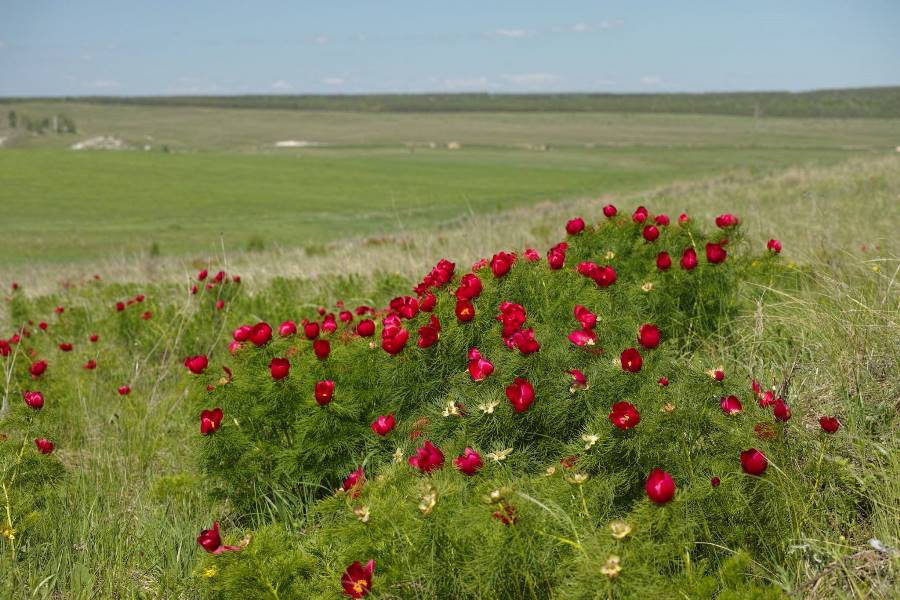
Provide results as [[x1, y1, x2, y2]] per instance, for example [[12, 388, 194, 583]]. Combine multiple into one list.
[[2, 86, 899, 118]]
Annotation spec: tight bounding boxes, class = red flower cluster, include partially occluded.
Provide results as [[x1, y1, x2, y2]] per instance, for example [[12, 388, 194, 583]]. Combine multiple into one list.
[[408, 440, 445, 472], [577, 261, 617, 288]]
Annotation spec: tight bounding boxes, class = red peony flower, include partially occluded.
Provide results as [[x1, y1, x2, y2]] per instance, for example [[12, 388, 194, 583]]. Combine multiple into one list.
[[322, 314, 338, 333], [278, 321, 297, 336], [23, 390, 44, 410], [304, 322, 320, 339], [249, 322, 272, 346], [341, 467, 366, 497], [408, 440, 445, 472], [454, 447, 483, 475], [197, 269, 208, 281], [54, 306, 64, 315], [505, 378, 535, 413], [356, 319, 375, 337], [773, 399, 791, 422], [58, 342, 73, 352], [655, 214, 670, 226], [547, 242, 567, 270], [200, 408, 223, 434], [35, 438, 54, 454], [233, 325, 252, 342], [38, 321, 48, 330], [603, 204, 617, 218], [30, 360, 48, 378], [455, 299, 475, 322], [638, 324, 660, 349], [705, 242, 727, 264], [609, 401, 640, 429], [568, 328, 597, 347], [341, 560, 375, 598], [467, 348, 494, 381], [645, 468, 675, 504], [818, 416, 839, 433], [270, 357, 290, 380], [566, 217, 585, 235], [490, 252, 516, 277], [567, 369, 588, 390], [656, 251, 672, 271], [214, 300, 225, 311], [197, 521, 242, 555], [115, 301, 126, 312], [740, 448, 768, 475], [574, 305, 597, 330], [620, 348, 643, 372], [642, 225, 659, 242], [417, 315, 441, 348], [505, 328, 540, 355], [720, 395, 743, 415], [711, 476, 721, 488], [313, 339, 331, 360], [767, 239, 782, 254], [497, 302, 528, 337], [184, 354, 209, 375], [759, 390, 776, 408], [419, 292, 437, 312], [632, 205, 649, 223], [456, 273, 483, 300], [678, 213, 689, 224], [118, 385, 131, 396], [715, 213, 739, 229], [371, 414, 395, 436], [390, 296, 419, 319], [83, 359, 97, 370], [681, 248, 698, 270], [89, 333, 99, 343], [381, 324, 409, 355], [524, 248, 540, 261], [315, 380, 335, 405]]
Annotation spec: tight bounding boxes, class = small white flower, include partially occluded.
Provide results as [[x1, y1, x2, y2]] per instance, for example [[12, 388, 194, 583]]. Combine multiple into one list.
[[581, 433, 599, 450], [487, 448, 513, 462], [478, 399, 500, 414]]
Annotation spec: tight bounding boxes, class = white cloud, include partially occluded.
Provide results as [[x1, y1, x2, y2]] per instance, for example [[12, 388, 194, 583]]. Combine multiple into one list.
[[322, 77, 345, 85], [493, 29, 529, 38], [444, 76, 490, 90], [271, 80, 293, 90], [81, 79, 120, 89], [555, 20, 624, 34], [640, 75, 662, 86], [311, 35, 330, 45], [0, 40, 6, 49], [502, 73, 560, 86]]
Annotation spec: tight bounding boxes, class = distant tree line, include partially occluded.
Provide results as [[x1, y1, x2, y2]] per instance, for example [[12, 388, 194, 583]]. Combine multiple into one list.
[[6, 110, 77, 134], [1, 87, 898, 118]]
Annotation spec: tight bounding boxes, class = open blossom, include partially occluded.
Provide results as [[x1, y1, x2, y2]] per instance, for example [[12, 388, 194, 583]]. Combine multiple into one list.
[[645, 468, 675, 503], [740, 448, 768, 475], [505, 328, 540, 354], [819, 416, 840, 433], [408, 440, 445, 473], [767, 239, 782, 254], [620, 348, 643, 372], [389, 295, 419, 319], [340, 467, 366, 497], [574, 305, 597, 330], [490, 252, 515, 277], [418, 292, 436, 313], [183, 354, 209, 375], [269, 357, 290, 380], [638, 324, 660, 349], [35, 438, 55, 454], [200, 408, 223, 434], [568, 328, 597, 347], [609, 401, 640, 430], [706, 242, 728, 264], [341, 560, 375, 598], [642, 225, 659, 242], [23, 390, 44, 410], [371, 414, 395, 436], [467, 348, 494, 381], [497, 302, 527, 337], [197, 521, 242, 555], [381, 321, 409, 355], [567, 369, 588, 391], [523, 248, 540, 261], [315, 380, 335, 405], [720, 395, 743, 415], [505, 378, 535, 413], [454, 448, 483, 475], [456, 273, 483, 301], [566, 217, 585, 235], [455, 299, 475, 322]]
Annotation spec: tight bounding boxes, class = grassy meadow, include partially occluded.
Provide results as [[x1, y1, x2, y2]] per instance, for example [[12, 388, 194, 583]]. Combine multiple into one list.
[[0, 99, 898, 598]]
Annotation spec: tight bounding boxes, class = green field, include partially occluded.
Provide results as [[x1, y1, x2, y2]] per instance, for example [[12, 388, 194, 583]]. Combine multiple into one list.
[[2, 103, 899, 274]]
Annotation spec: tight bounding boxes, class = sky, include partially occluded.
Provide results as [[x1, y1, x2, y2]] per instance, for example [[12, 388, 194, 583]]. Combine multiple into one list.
[[0, 1, 898, 96]]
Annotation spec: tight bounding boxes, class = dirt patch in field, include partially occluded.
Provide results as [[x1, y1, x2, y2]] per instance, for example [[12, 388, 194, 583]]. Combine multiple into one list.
[[71, 136, 130, 150]]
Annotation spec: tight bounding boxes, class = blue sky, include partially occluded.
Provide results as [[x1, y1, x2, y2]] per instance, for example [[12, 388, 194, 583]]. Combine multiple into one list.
[[0, 1, 898, 96]]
